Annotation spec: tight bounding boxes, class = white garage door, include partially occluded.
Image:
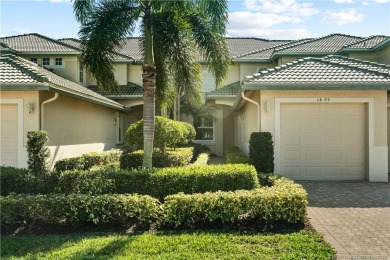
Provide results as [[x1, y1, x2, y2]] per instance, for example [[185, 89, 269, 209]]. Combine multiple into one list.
[[0, 104, 18, 167], [281, 103, 367, 181]]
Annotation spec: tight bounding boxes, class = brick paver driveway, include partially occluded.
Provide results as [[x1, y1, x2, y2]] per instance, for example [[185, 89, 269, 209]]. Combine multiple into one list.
[[301, 182, 390, 260]]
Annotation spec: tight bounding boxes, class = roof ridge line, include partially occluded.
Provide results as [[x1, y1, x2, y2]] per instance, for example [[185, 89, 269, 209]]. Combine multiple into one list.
[[233, 40, 296, 59], [322, 55, 390, 76]]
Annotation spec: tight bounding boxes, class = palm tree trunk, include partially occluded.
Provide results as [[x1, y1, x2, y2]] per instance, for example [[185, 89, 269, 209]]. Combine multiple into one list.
[[142, 4, 155, 168], [142, 64, 156, 168]]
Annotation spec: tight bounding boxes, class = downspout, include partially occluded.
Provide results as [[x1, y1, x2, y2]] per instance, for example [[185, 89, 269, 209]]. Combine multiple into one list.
[[241, 90, 260, 132], [40, 92, 59, 170], [41, 93, 59, 130]]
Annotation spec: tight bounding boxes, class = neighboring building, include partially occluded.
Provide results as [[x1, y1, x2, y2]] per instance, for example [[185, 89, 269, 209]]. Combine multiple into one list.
[[1, 33, 389, 181]]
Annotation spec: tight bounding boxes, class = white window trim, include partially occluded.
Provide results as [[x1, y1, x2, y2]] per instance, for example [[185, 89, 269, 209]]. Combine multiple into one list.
[[193, 118, 215, 142], [0, 99, 25, 168], [274, 97, 386, 182], [42, 58, 50, 66], [55, 58, 63, 66]]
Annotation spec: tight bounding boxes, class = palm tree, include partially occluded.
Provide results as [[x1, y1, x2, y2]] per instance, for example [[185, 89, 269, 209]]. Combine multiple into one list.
[[73, 0, 230, 168]]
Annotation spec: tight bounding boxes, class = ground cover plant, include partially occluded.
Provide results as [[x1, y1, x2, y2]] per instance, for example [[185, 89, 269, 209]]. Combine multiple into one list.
[[0, 230, 336, 259]]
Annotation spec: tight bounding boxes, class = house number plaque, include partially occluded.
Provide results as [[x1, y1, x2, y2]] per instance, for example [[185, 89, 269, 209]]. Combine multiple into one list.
[[317, 97, 331, 102]]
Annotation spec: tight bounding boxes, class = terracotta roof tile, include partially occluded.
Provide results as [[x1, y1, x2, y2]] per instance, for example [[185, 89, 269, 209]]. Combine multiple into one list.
[[0, 33, 79, 53], [242, 55, 390, 88], [88, 82, 143, 97], [0, 54, 123, 109], [206, 81, 240, 98]]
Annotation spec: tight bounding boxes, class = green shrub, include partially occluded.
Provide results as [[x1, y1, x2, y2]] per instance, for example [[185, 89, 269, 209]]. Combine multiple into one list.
[[190, 143, 211, 162], [58, 164, 258, 199], [225, 147, 248, 164], [54, 149, 122, 172], [120, 147, 193, 169], [0, 166, 58, 195], [249, 132, 274, 173], [149, 164, 258, 199], [0, 194, 160, 226], [26, 131, 50, 176], [163, 177, 307, 227], [125, 117, 195, 152], [191, 153, 209, 166]]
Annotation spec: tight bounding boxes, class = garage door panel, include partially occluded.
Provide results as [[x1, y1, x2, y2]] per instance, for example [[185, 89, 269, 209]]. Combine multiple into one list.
[[281, 103, 366, 181], [1, 104, 18, 167]]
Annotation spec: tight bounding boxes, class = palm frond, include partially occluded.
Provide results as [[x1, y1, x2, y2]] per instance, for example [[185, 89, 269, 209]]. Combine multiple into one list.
[[79, 0, 139, 92], [73, 0, 95, 25], [152, 11, 204, 108], [195, 0, 228, 34], [187, 12, 231, 86]]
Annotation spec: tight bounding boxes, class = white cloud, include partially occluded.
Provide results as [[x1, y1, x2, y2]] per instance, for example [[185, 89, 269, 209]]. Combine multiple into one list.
[[320, 8, 364, 25], [227, 28, 316, 40], [229, 11, 302, 30], [13, 27, 32, 35], [334, 0, 354, 3], [244, 0, 319, 16]]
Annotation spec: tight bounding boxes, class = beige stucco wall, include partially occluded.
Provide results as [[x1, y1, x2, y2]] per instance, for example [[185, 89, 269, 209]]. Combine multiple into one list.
[[114, 64, 128, 85], [236, 91, 260, 155], [223, 106, 235, 152], [20, 55, 80, 84], [1, 91, 41, 168], [377, 45, 390, 65], [220, 65, 240, 87], [128, 65, 143, 85]]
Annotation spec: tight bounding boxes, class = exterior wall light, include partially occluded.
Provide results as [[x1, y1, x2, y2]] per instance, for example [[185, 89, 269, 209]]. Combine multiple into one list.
[[114, 116, 120, 125], [264, 102, 271, 113], [26, 102, 34, 115]]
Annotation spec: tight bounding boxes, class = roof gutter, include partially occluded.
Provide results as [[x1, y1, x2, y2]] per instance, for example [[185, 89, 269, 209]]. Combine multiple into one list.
[[41, 92, 59, 130], [241, 90, 260, 132]]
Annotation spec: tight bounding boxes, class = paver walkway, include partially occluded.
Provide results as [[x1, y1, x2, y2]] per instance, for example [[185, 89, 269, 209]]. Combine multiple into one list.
[[301, 182, 390, 260]]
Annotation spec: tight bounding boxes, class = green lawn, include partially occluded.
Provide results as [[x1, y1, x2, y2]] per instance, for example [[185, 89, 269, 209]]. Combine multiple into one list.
[[1, 230, 335, 259]]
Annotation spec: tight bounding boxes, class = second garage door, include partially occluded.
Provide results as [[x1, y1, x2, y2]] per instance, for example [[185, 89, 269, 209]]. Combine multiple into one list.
[[280, 103, 367, 181], [0, 104, 19, 167]]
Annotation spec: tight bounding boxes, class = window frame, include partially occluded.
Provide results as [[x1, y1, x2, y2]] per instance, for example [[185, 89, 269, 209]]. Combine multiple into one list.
[[55, 58, 62, 66], [193, 116, 215, 141], [42, 58, 50, 66], [30, 58, 38, 64]]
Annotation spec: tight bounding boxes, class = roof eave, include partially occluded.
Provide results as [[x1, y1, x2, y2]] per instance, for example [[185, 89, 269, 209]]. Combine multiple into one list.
[[206, 95, 237, 99], [0, 83, 50, 90], [241, 83, 390, 90], [18, 52, 81, 56], [102, 95, 143, 99], [48, 86, 125, 111]]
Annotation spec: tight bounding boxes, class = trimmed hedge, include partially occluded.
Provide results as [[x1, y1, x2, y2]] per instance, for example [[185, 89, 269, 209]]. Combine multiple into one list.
[[191, 153, 209, 166], [163, 177, 307, 227], [0, 194, 160, 226], [249, 132, 274, 173], [225, 147, 248, 164], [58, 164, 259, 199], [191, 143, 211, 162], [0, 166, 58, 196], [120, 147, 193, 169], [54, 149, 122, 172]]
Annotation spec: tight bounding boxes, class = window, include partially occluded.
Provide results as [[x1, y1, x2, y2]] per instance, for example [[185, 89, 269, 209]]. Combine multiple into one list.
[[79, 64, 84, 83], [42, 58, 50, 66], [194, 116, 214, 140], [30, 58, 38, 64], [201, 69, 216, 93], [55, 58, 62, 65]]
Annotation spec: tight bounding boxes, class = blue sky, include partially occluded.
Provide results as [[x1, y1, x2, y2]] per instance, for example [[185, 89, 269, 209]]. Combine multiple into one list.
[[1, 0, 389, 40]]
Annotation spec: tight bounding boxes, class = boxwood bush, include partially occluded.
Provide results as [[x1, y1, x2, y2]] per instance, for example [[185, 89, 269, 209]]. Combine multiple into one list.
[[0, 193, 160, 226], [225, 147, 249, 164], [58, 164, 258, 199], [0, 166, 58, 195], [163, 177, 307, 227], [54, 149, 122, 172], [249, 132, 274, 173], [120, 147, 193, 169]]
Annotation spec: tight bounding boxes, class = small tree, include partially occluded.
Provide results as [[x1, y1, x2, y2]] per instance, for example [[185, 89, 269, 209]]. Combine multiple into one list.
[[249, 132, 274, 173], [125, 117, 195, 154], [26, 131, 50, 176]]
